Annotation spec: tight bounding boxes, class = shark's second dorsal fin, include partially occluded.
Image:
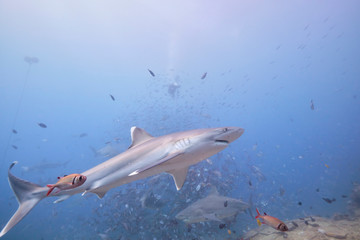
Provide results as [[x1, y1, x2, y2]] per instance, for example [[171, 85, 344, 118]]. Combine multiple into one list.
[[167, 167, 189, 191], [128, 126, 153, 149]]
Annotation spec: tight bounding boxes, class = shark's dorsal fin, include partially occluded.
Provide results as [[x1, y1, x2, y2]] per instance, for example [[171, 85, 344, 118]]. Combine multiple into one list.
[[128, 127, 153, 149], [167, 167, 189, 191], [210, 186, 219, 195]]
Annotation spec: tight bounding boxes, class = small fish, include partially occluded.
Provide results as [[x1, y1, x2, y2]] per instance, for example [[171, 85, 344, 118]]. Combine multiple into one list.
[[310, 99, 315, 110], [79, 133, 88, 138], [219, 223, 226, 229], [12, 145, 18, 150], [322, 197, 335, 204], [201, 72, 207, 79], [148, 69, 155, 77], [38, 123, 47, 128], [109, 94, 115, 101], [224, 200, 228, 207], [12, 129, 17, 134], [279, 186, 285, 196], [324, 164, 329, 168], [248, 180, 252, 187], [227, 229, 231, 235], [291, 221, 298, 227], [255, 208, 288, 231], [46, 174, 87, 196]]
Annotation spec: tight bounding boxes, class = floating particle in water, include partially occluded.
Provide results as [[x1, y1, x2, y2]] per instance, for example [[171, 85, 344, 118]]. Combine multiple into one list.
[[109, 94, 115, 101], [298, 201, 302, 206], [12, 129, 17, 134], [224, 200, 228, 207]]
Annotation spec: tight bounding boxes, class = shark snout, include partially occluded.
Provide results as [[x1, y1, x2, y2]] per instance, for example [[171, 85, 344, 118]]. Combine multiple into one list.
[[215, 127, 244, 144]]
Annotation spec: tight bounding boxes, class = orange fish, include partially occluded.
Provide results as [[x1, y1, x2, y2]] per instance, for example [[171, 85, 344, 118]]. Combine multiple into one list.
[[255, 208, 288, 231], [46, 174, 87, 196]]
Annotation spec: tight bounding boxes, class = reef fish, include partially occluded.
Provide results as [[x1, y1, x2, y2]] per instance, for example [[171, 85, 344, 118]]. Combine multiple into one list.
[[255, 208, 288, 232], [46, 174, 87, 196]]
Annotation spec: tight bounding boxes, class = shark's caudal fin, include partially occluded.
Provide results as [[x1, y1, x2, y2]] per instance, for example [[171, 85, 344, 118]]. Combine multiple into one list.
[[0, 162, 47, 238]]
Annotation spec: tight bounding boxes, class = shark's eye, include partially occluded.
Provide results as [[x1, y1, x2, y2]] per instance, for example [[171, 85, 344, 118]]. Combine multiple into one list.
[[79, 176, 83, 181]]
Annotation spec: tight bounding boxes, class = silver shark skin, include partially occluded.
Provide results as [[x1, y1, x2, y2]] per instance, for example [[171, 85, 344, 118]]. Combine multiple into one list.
[[0, 126, 244, 237], [176, 189, 250, 224]]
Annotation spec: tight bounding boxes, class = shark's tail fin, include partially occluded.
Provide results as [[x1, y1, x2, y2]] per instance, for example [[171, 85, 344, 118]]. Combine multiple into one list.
[[0, 162, 47, 238]]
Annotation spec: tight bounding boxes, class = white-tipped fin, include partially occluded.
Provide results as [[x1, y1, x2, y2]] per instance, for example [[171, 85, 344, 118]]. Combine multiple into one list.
[[0, 162, 47, 238], [128, 127, 153, 149], [167, 167, 188, 190]]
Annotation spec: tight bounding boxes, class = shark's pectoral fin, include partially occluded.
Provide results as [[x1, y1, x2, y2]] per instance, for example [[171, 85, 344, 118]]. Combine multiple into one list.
[[128, 151, 184, 177], [167, 167, 188, 191]]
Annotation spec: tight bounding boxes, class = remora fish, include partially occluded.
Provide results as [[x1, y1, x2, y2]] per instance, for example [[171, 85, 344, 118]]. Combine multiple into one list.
[[0, 126, 244, 237], [176, 188, 250, 223]]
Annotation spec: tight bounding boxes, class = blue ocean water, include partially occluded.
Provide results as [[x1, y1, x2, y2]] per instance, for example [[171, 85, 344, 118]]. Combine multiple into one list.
[[0, 1, 359, 239]]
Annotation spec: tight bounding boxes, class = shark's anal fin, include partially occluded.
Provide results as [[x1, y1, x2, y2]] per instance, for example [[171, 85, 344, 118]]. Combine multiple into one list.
[[53, 195, 71, 203], [128, 151, 184, 177], [167, 167, 188, 190], [0, 162, 47, 238]]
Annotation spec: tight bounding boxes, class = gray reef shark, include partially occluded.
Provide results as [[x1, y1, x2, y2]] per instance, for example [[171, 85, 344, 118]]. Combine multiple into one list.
[[176, 188, 250, 224], [0, 126, 244, 237]]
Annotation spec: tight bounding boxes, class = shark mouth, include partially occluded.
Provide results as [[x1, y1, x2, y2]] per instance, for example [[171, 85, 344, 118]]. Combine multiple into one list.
[[215, 140, 229, 144]]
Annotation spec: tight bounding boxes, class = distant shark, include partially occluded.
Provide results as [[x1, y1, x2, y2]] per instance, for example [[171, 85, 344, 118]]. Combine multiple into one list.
[[0, 126, 244, 237], [176, 188, 250, 224]]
